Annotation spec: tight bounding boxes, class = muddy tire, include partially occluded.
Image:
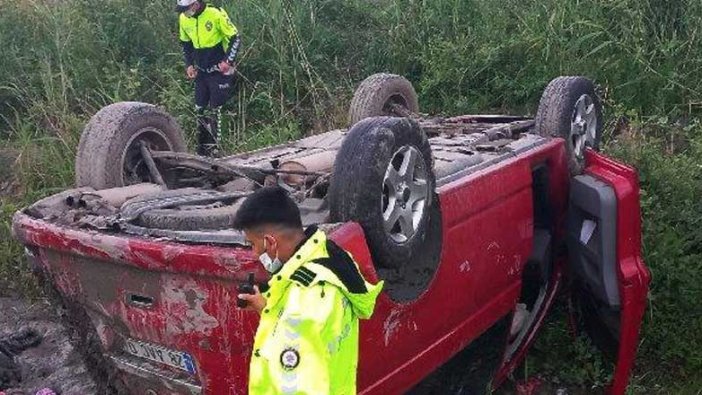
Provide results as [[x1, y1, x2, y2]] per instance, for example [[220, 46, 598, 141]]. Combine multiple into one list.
[[534, 76, 603, 175], [348, 73, 419, 126], [123, 188, 243, 231], [329, 117, 435, 269], [75, 102, 187, 189]]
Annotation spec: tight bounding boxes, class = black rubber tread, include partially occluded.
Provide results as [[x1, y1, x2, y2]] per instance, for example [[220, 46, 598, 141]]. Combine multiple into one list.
[[75, 102, 187, 189], [75, 102, 149, 188], [534, 76, 603, 175], [328, 116, 436, 269], [124, 188, 242, 231], [348, 73, 419, 126]]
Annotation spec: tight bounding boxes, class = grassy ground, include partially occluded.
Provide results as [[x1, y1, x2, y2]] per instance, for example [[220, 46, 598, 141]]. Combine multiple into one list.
[[1, 0, 701, 392]]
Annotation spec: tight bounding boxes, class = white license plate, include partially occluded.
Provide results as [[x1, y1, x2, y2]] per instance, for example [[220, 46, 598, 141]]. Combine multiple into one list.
[[124, 338, 196, 374]]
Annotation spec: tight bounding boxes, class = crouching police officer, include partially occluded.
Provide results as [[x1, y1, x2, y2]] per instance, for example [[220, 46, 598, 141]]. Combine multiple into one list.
[[176, 0, 241, 156], [234, 186, 384, 395]]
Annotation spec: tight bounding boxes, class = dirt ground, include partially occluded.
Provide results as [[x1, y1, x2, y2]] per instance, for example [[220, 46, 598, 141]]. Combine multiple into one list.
[[0, 295, 578, 395], [0, 297, 96, 395]]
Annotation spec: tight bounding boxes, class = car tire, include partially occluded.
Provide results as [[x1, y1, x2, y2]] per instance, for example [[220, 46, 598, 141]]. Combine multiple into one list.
[[534, 76, 603, 175], [122, 188, 243, 231], [75, 102, 187, 189], [329, 116, 435, 269], [348, 73, 419, 126]]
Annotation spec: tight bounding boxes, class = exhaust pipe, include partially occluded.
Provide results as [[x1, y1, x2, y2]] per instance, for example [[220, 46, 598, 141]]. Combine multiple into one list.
[[278, 150, 337, 186]]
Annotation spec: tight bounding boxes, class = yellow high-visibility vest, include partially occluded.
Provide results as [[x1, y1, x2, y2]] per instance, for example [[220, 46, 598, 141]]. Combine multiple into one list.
[[249, 229, 384, 395], [179, 5, 237, 50]]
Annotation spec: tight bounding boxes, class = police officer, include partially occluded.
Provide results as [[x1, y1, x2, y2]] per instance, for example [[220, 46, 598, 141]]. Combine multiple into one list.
[[176, 0, 241, 156], [234, 186, 384, 395]]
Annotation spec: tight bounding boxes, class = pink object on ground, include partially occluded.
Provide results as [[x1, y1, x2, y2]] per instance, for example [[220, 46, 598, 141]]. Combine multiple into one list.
[[516, 377, 543, 395]]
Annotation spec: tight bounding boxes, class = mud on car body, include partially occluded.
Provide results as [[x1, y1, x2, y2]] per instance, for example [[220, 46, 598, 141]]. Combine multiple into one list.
[[12, 74, 650, 394]]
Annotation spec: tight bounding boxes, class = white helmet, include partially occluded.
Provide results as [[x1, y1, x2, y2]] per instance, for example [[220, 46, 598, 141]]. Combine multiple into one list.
[[176, 0, 198, 12]]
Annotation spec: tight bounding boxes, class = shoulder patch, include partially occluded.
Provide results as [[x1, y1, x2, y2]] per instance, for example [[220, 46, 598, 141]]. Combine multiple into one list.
[[290, 266, 317, 287], [312, 240, 368, 294]]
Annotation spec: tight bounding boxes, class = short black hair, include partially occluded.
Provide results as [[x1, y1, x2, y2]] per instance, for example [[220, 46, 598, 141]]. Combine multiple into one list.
[[232, 186, 303, 231]]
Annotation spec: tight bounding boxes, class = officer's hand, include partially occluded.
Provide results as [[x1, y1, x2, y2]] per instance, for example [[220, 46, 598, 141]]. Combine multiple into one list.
[[238, 285, 266, 314], [218, 60, 231, 74], [186, 65, 197, 80]]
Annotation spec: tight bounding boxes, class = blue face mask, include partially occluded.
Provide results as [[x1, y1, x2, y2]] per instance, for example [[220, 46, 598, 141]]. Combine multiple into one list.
[[259, 237, 282, 273]]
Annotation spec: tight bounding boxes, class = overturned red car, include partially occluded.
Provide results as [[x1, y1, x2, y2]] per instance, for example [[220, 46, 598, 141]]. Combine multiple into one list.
[[12, 73, 650, 394]]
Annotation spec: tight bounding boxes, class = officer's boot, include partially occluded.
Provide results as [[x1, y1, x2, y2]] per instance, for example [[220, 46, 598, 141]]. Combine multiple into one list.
[[196, 107, 220, 157], [209, 106, 223, 156], [196, 107, 209, 156]]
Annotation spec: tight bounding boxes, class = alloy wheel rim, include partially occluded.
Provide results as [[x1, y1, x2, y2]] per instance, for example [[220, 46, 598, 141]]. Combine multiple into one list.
[[570, 94, 598, 160], [381, 145, 428, 243]]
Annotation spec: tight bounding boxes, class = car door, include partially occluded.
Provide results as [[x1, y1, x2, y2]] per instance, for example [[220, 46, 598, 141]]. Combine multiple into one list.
[[566, 150, 652, 395]]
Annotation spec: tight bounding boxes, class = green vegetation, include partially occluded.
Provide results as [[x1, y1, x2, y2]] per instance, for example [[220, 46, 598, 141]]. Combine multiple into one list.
[[1, 0, 700, 392]]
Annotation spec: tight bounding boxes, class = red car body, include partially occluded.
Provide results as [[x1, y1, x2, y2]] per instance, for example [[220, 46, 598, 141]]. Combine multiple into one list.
[[12, 139, 650, 394]]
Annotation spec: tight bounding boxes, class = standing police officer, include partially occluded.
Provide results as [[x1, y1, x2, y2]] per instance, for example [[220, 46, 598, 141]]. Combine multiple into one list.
[[234, 186, 384, 394], [176, 0, 241, 156]]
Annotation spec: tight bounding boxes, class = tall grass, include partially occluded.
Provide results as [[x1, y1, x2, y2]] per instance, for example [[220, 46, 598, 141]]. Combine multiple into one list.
[[2, 0, 701, 140], [1, 0, 701, 392]]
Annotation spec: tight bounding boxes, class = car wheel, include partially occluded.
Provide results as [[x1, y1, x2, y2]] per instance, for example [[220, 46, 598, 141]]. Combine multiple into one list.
[[534, 76, 603, 175], [75, 102, 187, 189], [121, 188, 243, 231], [329, 116, 435, 269], [348, 73, 419, 126]]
